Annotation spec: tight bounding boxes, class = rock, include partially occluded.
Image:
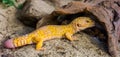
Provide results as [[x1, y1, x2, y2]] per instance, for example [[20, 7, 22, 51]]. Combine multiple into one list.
[[43, 0, 74, 7], [0, 6, 34, 56], [36, 14, 59, 28], [13, 46, 39, 57], [12, 33, 110, 57], [36, 0, 76, 28], [1, 54, 14, 57], [19, 0, 55, 27], [37, 33, 110, 57], [22, 0, 74, 18], [22, 0, 55, 18], [20, 0, 75, 27]]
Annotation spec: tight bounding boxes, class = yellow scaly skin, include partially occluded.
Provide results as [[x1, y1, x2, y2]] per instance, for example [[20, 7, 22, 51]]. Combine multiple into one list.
[[6, 17, 95, 50]]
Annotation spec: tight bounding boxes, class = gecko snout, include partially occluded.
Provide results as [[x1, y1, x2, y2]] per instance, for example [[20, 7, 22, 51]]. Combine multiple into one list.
[[85, 19, 95, 28]]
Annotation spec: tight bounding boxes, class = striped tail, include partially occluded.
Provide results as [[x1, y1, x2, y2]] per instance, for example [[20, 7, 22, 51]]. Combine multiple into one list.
[[4, 35, 33, 48], [14, 35, 33, 47]]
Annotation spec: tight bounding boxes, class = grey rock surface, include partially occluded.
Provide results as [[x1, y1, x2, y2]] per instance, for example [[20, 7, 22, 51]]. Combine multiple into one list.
[[11, 34, 110, 57], [22, 0, 55, 18], [22, 0, 74, 18], [0, 6, 34, 56], [43, 0, 74, 7], [20, 0, 56, 27], [20, 0, 75, 27]]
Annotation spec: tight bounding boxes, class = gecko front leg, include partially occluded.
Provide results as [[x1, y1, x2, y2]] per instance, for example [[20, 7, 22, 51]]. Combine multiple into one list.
[[65, 33, 77, 41], [36, 40, 44, 50]]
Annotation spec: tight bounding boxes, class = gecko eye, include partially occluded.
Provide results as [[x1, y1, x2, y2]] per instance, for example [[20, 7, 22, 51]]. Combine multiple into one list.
[[86, 20, 90, 23], [77, 24, 81, 27]]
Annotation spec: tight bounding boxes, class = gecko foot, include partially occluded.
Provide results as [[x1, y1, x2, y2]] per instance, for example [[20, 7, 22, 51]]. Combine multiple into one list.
[[36, 47, 45, 51]]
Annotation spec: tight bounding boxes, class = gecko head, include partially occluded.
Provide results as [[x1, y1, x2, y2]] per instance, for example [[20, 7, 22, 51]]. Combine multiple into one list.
[[71, 17, 95, 31], [4, 39, 15, 48]]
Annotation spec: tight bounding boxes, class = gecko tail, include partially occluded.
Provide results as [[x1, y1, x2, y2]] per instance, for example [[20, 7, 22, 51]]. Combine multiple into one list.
[[4, 36, 32, 48], [4, 39, 15, 48]]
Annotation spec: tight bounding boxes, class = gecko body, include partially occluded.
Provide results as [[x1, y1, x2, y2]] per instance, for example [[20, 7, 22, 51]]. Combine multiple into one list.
[[4, 17, 94, 50]]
